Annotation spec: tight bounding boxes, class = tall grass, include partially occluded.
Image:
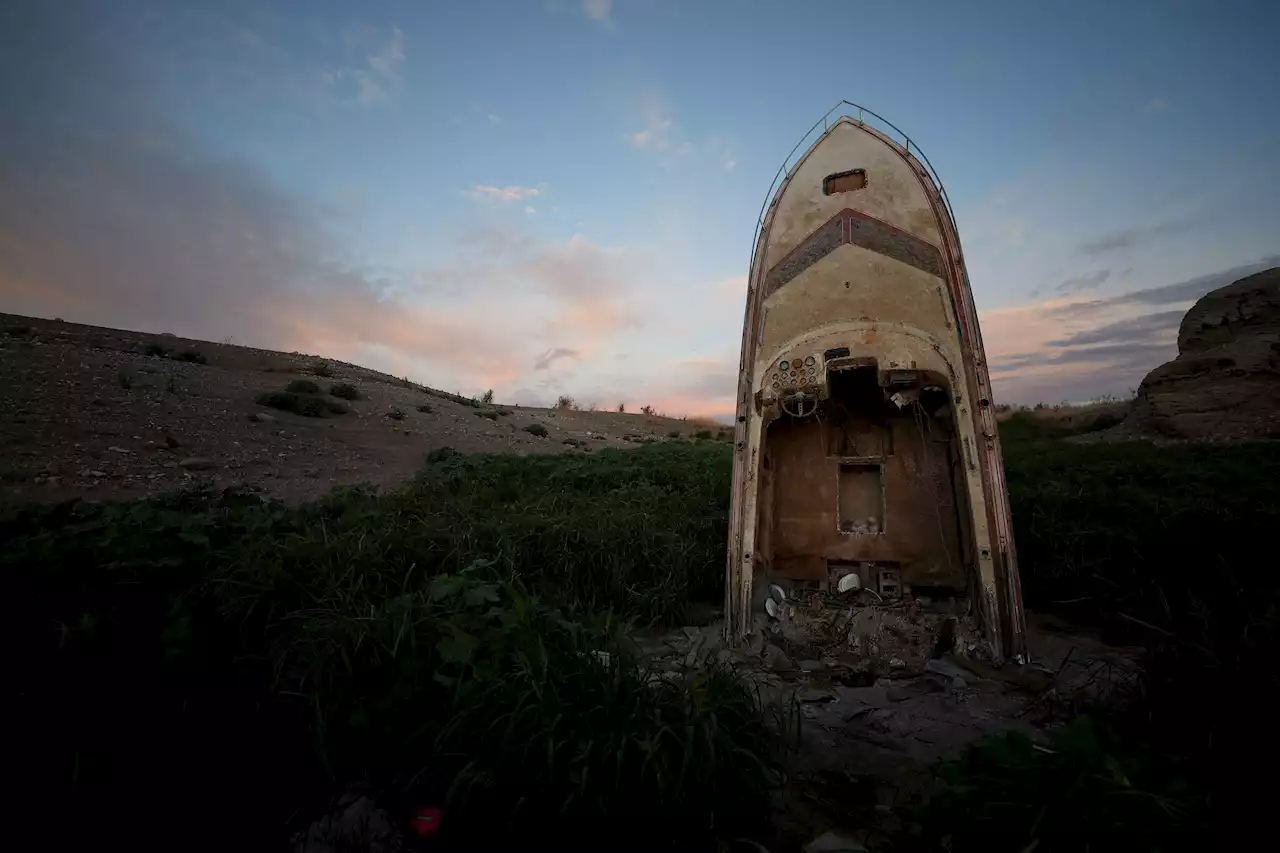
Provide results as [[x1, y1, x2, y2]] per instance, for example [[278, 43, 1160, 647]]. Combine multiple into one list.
[[5, 443, 774, 851]]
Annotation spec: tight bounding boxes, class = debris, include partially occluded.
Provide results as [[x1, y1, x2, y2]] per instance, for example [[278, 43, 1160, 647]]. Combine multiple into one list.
[[804, 831, 869, 853], [179, 457, 218, 470], [924, 657, 968, 682]]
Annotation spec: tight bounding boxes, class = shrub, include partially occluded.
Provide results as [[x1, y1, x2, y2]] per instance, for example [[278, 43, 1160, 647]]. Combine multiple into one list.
[[524, 423, 549, 438], [416, 404, 433, 414], [6, 324, 32, 337], [387, 408, 405, 421], [617, 403, 626, 413], [481, 389, 495, 404], [165, 374, 179, 395], [310, 360, 333, 377], [329, 382, 361, 400], [667, 430, 680, 439], [695, 429, 713, 440], [145, 343, 169, 357], [286, 379, 321, 395], [118, 370, 133, 389], [177, 350, 207, 364], [555, 395, 576, 410], [256, 391, 347, 417], [640, 405, 655, 416], [475, 411, 499, 421], [562, 438, 582, 447]]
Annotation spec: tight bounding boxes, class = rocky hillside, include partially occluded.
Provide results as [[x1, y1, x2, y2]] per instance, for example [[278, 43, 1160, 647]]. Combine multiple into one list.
[[1130, 267, 1280, 440], [0, 313, 728, 506]]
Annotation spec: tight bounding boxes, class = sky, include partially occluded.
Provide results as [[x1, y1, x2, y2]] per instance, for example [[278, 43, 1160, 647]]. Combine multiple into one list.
[[2, 0, 1277, 418]]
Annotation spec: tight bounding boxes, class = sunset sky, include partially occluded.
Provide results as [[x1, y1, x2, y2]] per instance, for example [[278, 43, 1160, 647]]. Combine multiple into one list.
[[3, 0, 1277, 419]]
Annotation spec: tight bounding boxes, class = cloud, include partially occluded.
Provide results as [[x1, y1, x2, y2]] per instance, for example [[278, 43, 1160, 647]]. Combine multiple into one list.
[[467, 185, 542, 202], [1077, 215, 1196, 255], [1055, 269, 1111, 294], [708, 135, 738, 172], [582, 0, 615, 27], [983, 256, 1279, 403], [627, 117, 673, 150], [525, 205, 537, 214], [1048, 255, 1280, 319], [487, 113, 502, 124], [321, 26, 406, 105], [1142, 98, 1171, 114], [1045, 310, 1185, 348], [534, 348, 580, 370]]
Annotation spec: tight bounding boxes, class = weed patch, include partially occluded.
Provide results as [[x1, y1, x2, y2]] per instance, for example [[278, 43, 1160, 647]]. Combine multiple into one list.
[[310, 360, 334, 377], [286, 379, 321, 395], [329, 382, 361, 400], [523, 423, 548, 438], [256, 390, 347, 417]]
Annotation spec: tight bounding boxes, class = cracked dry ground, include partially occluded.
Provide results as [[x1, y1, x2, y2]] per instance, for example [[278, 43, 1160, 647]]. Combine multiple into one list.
[[0, 314, 723, 507]]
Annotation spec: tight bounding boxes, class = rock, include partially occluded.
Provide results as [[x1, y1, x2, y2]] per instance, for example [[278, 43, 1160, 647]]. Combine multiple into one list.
[[87, 470, 106, 478], [163, 433, 181, 448], [1132, 267, 1280, 439], [249, 412, 277, 423], [888, 657, 906, 669], [805, 831, 869, 853], [763, 644, 797, 672], [179, 457, 218, 471], [924, 657, 968, 682]]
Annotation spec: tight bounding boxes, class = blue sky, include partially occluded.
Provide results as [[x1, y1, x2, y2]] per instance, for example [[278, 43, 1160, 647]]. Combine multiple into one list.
[[3, 0, 1277, 415]]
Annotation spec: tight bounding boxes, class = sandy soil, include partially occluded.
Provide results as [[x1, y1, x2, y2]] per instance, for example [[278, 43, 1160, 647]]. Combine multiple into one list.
[[0, 313, 726, 507]]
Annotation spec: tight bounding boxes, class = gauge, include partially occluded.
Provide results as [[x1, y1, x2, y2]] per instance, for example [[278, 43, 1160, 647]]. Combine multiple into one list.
[[772, 381, 780, 389], [779, 360, 789, 371], [805, 355, 815, 366], [808, 367, 817, 376]]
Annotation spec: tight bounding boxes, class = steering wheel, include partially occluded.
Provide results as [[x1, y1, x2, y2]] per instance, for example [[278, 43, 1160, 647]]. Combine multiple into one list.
[[781, 391, 818, 419]]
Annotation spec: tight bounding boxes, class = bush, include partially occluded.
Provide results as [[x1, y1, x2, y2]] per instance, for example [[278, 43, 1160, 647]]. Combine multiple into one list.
[[475, 411, 499, 421], [329, 382, 361, 400], [6, 324, 32, 337], [118, 370, 133, 389], [3, 444, 779, 847], [416, 404, 433, 414], [555, 395, 575, 410], [177, 350, 207, 364], [617, 403, 626, 413], [562, 438, 582, 447], [695, 429, 713, 440], [481, 389, 495, 404], [524, 423, 549, 438], [667, 430, 680, 439], [256, 391, 347, 418], [387, 408, 405, 421], [286, 379, 321, 394], [640, 405, 655, 415], [310, 360, 333, 377], [145, 343, 169, 357]]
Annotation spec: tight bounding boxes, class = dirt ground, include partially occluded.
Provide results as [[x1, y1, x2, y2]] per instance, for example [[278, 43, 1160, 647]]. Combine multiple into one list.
[[634, 600, 1141, 852], [0, 313, 725, 507]]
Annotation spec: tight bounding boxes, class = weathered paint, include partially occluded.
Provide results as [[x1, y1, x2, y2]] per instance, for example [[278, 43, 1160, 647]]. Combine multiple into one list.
[[726, 107, 1026, 664]]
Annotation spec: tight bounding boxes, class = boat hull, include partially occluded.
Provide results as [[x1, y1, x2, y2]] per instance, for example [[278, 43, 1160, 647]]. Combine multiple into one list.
[[725, 107, 1025, 664]]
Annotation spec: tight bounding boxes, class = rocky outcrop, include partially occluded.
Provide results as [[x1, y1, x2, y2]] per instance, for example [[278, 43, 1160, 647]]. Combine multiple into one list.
[[1131, 267, 1280, 439]]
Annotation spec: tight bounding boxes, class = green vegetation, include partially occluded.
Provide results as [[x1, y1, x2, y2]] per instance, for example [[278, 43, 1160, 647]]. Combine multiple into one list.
[[9, 394, 1273, 847], [387, 407, 406, 421], [6, 444, 778, 848], [668, 430, 681, 439], [310, 360, 334, 377], [329, 382, 361, 400], [556, 395, 576, 410], [256, 390, 348, 417], [695, 429, 713, 440], [416, 403, 433, 413], [481, 388, 495, 404], [916, 412, 1280, 850], [176, 349, 207, 364], [285, 378, 321, 394], [474, 410, 499, 421], [144, 342, 168, 357], [6, 323, 33, 336]]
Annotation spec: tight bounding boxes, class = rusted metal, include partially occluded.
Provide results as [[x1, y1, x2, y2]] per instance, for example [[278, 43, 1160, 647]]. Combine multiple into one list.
[[724, 103, 1026, 665]]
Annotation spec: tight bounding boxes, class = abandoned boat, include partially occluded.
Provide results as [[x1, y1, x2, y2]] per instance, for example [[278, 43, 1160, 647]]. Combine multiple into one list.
[[725, 102, 1026, 664]]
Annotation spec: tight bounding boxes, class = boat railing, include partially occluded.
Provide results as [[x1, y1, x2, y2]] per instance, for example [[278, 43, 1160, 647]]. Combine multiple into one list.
[[749, 100, 961, 285]]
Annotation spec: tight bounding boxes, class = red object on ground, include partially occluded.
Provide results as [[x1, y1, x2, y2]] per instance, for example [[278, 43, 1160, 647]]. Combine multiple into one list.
[[411, 806, 442, 837]]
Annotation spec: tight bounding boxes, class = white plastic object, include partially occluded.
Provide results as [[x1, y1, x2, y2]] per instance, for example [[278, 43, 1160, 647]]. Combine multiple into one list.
[[765, 598, 779, 618], [770, 584, 788, 602], [837, 573, 861, 593]]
